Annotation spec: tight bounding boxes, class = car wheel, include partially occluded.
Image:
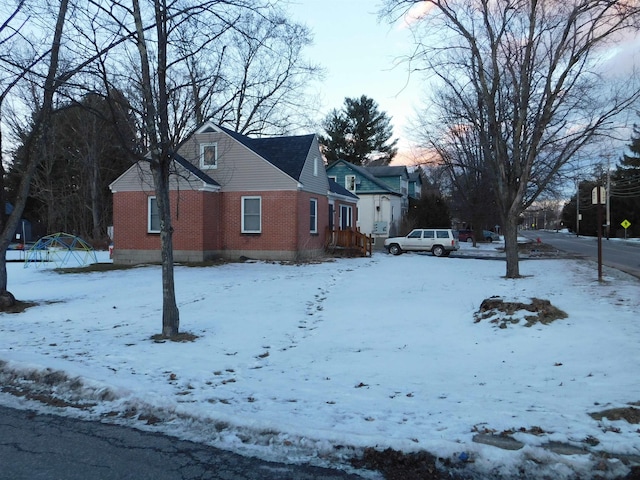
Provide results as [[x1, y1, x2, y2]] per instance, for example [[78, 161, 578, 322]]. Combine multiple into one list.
[[432, 245, 445, 257], [486, 237, 493, 242], [389, 244, 402, 255], [466, 237, 473, 243]]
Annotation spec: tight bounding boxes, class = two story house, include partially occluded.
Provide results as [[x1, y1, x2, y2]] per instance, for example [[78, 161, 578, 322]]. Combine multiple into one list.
[[326, 160, 409, 246]]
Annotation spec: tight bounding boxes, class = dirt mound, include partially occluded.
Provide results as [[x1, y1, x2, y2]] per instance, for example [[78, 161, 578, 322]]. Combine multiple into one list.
[[474, 296, 568, 328]]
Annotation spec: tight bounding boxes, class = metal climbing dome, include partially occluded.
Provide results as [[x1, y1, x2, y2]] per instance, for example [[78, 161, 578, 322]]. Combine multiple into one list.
[[24, 232, 98, 268]]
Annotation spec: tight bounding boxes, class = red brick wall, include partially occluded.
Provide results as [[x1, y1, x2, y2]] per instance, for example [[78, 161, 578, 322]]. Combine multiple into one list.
[[113, 189, 329, 258], [296, 192, 328, 251], [113, 190, 221, 252], [221, 191, 298, 252]]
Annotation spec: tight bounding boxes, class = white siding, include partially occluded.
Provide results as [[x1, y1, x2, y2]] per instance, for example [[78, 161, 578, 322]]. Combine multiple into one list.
[[356, 194, 403, 238]]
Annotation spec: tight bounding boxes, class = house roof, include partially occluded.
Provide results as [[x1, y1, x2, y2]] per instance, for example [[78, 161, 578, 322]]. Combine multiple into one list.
[[326, 159, 402, 196], [328, 178, 358, 201], [218, 125, 315, 181], [173, 153, 220, 186], [366, 165, 409, 179], [408, 171, 423, 183]]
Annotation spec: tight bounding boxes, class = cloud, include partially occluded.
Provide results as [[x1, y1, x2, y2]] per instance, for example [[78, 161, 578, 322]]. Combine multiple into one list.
[[397, 1, 436, 29]]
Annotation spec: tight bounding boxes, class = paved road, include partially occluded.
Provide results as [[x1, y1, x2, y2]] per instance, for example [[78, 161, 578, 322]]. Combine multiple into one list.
[[0, 405, 365, 480], [521, 230, 640, 279]]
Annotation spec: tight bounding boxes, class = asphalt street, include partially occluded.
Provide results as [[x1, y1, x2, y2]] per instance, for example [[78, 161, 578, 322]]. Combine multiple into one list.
[[520, 230, 640, 279], [0, 405, 365, 480]]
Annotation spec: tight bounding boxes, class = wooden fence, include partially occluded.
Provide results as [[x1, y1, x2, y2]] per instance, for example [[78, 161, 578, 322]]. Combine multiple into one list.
[[325, 227, 373, 257]]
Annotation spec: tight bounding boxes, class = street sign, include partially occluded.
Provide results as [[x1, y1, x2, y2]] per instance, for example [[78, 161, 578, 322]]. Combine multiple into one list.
[[591, 186, 606, 205], [621, 219, 631, 229]]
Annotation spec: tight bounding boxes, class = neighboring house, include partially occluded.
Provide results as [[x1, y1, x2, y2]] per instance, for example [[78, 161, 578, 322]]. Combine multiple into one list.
[[109, 122, 357, 264], [326, 160, 406, 245], [408, 170, 423, 199], [5, 203, 33, 243]]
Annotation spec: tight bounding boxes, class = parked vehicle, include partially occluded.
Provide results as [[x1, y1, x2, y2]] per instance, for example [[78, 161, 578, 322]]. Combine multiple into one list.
[[384, 229, 460, 257], [456, 229, 474, 242], [455, 229, 501, 243], [483, 230, 500, 242]]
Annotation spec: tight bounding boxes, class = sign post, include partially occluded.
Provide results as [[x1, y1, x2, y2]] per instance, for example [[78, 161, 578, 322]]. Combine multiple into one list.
[[592, 186, 605, 282], [621, 219, 631, 240]]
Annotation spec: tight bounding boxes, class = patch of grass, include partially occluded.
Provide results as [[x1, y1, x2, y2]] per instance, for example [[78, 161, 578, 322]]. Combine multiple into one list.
[[0, 300, 38, 314], [351, 447, 459, 480], [150, 332, 199, 343], [55, 263, 140, 274], [590, 406, 640, 424]]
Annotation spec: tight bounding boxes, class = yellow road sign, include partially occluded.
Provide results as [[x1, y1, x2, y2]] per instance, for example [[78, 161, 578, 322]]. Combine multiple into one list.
[[621, 219, 631, 229]]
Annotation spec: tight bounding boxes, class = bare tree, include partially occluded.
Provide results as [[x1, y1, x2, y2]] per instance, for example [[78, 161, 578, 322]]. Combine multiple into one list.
[[382, 0, 640, 277], [0, 0, 70, 305], [429, 121, 498, 245], [182, 9, 323, 136]]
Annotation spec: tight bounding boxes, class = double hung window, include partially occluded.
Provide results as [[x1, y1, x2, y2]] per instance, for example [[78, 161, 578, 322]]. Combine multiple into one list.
[[242, 196, 261, 233]]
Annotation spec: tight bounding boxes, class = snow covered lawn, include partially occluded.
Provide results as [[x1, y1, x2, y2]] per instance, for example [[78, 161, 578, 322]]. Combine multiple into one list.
[[1, 244, 639, 479]]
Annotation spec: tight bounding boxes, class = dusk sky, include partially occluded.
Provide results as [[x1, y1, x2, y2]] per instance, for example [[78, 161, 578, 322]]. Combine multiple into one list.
[[287, 0, 421, 157], [286, 1, 640, 164]]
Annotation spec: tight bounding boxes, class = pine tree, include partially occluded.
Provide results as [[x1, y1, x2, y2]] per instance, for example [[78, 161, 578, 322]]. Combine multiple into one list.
[[319, 95, 398, 166], [611, 124, 640, 237]]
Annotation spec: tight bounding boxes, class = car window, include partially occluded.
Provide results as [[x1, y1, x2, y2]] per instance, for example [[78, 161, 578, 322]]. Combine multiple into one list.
[[436, 230, 450, 239], [423, 230, 435, 239], [407, 230, 422, 239]]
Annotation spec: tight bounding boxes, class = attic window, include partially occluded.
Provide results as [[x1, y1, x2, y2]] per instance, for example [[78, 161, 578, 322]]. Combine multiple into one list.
[[313, 157, 319, 176], [345, 175, 356, 192], [200, 143, 218, 169]]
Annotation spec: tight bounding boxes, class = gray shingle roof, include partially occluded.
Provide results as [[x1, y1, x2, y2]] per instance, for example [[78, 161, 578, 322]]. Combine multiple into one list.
[[328, 178, 358, 200], [172, 153, 220, 186]]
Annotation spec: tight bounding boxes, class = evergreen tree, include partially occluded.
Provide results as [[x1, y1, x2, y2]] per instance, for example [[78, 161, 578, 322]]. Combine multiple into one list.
[[6, 92, 136, 243], [610, 124, 640, 237], [406, 193, 451, 230], [319, 95, 398, 166]]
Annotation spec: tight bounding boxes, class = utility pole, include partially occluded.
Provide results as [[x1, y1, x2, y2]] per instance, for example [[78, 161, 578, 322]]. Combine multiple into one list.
[[606, 164, 611, 240], [575, 178, 580, 237], [592, 184, 605, 282]]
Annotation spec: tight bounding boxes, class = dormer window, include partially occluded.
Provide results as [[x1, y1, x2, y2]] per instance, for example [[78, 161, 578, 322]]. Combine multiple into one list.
[[345, 175, 356, 192], [200, 143, 218, 169]]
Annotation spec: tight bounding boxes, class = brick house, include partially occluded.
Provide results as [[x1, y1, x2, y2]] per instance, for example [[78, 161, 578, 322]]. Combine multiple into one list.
[[109, 122, 358, 264]]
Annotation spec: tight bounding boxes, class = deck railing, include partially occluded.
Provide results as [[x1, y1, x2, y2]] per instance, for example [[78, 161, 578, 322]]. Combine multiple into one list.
[[325, 227, 373, 257]]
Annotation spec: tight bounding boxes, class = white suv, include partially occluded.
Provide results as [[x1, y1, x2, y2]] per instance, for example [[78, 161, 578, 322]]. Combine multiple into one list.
[[384, 229, 460, 257]]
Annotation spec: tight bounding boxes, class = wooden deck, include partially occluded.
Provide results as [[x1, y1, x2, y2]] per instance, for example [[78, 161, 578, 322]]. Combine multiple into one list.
[[325, 227, 373, 257]]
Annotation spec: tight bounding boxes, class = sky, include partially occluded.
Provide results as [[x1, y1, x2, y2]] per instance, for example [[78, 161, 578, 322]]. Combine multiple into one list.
[[286, 0, 422, 161], [284, 1, 640, 167], [1, 237, 640, 479]]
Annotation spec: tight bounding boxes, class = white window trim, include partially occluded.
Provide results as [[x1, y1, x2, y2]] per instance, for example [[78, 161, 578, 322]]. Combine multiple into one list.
[[310, 198, 318, 234], [313, 157, 319, 177], [345, 175, 356, 192], [200, 142, 218, 169], [339, 204, 353, 229], [148, 196, 160, 233], [241, 196, 262, 233]]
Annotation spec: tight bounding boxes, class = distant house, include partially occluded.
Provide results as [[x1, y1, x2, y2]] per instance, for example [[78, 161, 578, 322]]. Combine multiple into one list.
[[326, 160, 408, 245], [5, 203, 33, 243], [408, 170, 423, 199], [109, 122, 358, 264]]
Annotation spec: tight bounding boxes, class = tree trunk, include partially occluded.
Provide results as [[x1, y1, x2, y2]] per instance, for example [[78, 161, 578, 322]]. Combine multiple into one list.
[[151, 160, 180, 337], [503, 214, 520, 278]]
